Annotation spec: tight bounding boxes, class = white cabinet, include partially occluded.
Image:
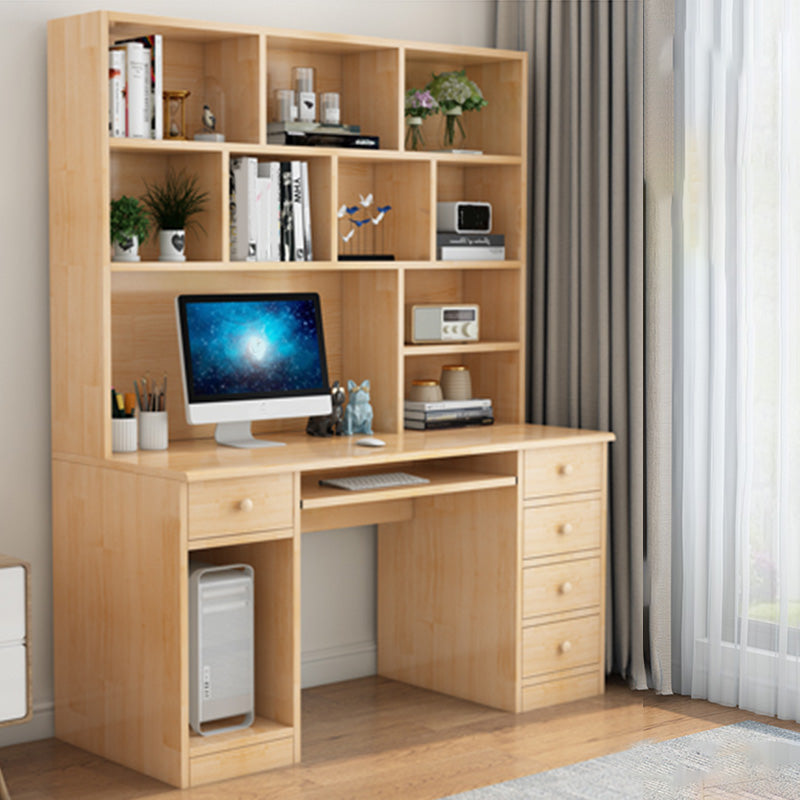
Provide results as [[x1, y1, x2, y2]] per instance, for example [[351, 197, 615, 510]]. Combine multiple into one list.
[[0, 559, 29, 724]]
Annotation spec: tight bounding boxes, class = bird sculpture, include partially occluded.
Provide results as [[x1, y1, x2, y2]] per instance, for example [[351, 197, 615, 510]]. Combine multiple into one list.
[[202, 104, 216, 132]]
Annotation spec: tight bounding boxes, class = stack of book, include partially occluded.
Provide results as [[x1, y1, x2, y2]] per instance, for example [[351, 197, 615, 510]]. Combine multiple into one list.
[[230, 158, 312, 262], [108, 34, 163, 139], [404, 398, 494, 430], [267, 122, 379, 149], [437, 233, 505, 261]]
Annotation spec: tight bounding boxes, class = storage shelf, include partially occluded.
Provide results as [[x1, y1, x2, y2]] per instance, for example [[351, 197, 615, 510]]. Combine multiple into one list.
[[404, 340, 522, 356], [189, 716, 293, 756]]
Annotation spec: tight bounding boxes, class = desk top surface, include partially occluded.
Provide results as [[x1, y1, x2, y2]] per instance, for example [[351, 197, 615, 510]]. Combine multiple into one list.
[[55, 423, 615, 482]]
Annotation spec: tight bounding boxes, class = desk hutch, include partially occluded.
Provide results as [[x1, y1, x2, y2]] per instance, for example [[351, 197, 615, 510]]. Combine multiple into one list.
[[47, 11, 614, 788]]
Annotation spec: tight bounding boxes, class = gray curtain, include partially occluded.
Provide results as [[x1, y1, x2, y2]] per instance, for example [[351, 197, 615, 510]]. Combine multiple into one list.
[[496, 0, 672, 693]]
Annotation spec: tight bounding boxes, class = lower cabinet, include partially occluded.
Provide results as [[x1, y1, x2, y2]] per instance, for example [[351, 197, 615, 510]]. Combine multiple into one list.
[[520, 446, 607, 711]]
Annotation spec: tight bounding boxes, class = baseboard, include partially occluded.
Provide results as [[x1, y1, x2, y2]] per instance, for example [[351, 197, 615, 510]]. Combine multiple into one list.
[[301, 641, 377, 689], [0, 700, 54, 747]]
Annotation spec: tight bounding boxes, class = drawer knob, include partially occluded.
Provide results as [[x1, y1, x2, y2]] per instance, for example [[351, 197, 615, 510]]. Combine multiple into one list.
[[560, 581, 573, 595], [559, 463, 574, 477], [559, 640, 572, 654], [560, 522, 574, 535], [239, 497, 255, 512]]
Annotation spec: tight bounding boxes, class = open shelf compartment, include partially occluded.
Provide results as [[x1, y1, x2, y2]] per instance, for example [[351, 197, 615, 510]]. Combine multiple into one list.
[[108, 15, 263, 145]]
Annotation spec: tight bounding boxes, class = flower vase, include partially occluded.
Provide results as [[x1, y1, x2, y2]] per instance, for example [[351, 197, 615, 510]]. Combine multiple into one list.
[[159, 229, 186, 262], [442, 106, 465, 150], [405, 116, 424, 151]]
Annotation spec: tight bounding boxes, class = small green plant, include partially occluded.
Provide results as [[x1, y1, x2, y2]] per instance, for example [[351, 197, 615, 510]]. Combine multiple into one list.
[[110, 195, 150, 246], [141, 167, 209, 234]]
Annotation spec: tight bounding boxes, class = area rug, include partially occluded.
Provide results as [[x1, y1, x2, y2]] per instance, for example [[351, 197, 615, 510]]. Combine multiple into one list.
[[442, 721, 800, 799]]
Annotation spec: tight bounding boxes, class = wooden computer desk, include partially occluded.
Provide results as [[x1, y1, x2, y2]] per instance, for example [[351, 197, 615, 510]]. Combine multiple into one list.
[[52, 423, 613, 787]]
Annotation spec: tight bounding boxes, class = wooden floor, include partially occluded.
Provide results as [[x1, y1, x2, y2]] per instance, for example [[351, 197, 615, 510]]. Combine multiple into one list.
[[2, 676, 800, 799]]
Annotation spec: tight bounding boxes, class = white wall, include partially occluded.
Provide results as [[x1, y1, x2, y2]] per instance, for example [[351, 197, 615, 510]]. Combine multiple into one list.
[[0, 0, 496, 746]]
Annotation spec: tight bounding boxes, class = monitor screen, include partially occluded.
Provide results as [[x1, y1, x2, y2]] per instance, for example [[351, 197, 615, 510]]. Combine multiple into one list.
[[176, 293, 332, 448]]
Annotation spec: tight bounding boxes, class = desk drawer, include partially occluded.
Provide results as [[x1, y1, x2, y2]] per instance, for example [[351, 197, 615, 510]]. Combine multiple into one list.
[[523, 444, 604, 499], [188, 474, 294, 541], [522, 557, 601, 619], [522, 615, 601, 678], [523, 499, 602, 559]]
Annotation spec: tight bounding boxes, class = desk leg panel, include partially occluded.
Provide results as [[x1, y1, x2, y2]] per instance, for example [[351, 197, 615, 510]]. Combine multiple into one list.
[[377, 487, 518, 712], [52, 460, 188, 787]]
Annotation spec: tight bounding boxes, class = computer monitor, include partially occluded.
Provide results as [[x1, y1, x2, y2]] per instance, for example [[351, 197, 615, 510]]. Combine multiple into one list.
[[176, 292, 332, 448]]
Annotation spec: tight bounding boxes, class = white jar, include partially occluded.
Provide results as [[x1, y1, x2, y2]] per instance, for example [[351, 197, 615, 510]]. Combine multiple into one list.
[[409, 379, 443, 403], [439, 365, 472, 401]]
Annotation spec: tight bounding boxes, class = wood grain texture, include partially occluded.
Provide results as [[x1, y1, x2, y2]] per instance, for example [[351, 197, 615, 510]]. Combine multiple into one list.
[[51, 459, 188, 787], [4, 677, 800, 800], [378, 487, 520, 712]]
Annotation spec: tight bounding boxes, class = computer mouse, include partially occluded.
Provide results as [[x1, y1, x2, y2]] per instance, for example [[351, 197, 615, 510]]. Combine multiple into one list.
[[356, 437, 386, 447]]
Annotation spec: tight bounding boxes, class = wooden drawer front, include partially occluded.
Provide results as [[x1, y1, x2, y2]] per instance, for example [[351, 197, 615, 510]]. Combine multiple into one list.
[[188, 474, 294, 540], [523, 558, 601, 619], [522, 615, 601, 678], [523, 499, 602, 558], [522, 670, 603, 711], [190, 734, 294, 785], [523, 444, 603, 499]]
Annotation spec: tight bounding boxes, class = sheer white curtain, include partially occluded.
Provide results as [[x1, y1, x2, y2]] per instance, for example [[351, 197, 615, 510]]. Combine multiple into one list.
[[677, 0, 800, 719]]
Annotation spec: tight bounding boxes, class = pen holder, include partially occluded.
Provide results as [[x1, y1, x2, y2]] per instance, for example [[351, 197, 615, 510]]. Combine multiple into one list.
[[112, 417, 138, 453], [139, 411, 168, 451]]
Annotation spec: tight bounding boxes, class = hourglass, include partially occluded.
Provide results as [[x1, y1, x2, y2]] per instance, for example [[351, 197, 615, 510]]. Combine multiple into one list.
[[163, 89, 190, 140]]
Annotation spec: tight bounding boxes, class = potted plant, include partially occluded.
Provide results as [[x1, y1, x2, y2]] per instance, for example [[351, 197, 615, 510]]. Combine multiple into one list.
[[425, 69, 488, 150], [110, 195, 150, 262], [141, 167, 209, 262]]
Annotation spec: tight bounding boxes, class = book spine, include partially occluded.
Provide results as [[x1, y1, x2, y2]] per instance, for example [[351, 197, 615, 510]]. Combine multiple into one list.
[[108, 49, 126, 138], [280, 162, 294, 261], [404, 416, 495, 430], [114, 35, 163, 138], [290, 161, 305, 261], [404, 407, 494, 422], [121, 42, 148, 139], [437, 246, 506, 261], [255, 175, 270, 262], [230, 157, 257, 261], [151, 34, 163, 139], [301, 161, 313, 261], [435, 233, 505, 246], [403, 398, 493, 412]]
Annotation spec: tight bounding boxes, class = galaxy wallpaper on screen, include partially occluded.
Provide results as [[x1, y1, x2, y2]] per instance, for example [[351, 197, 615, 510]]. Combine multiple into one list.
[[184, 298, 326, 399]]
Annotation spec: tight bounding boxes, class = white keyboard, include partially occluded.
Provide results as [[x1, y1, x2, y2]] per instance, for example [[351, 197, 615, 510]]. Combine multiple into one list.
[[319, 472, 430, 491]]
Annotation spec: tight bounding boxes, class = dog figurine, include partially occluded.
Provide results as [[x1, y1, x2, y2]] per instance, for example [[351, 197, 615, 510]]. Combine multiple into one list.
[[306, 380, 346, 437]]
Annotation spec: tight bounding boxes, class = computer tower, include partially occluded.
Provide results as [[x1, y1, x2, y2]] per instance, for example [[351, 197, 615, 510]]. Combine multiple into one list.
[[189, 562, 255, 736]]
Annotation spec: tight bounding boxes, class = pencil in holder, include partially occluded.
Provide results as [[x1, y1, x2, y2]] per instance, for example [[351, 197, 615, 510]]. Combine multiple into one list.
[[112, 417, 138, 453]]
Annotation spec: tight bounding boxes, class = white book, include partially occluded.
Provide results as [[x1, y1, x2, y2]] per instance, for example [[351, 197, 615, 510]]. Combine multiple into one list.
[[255, 176, 270, 262], [403, 398, 493, 412], [257, 162, 282, 261], [114, 35, 162, 138], [108, 49, 126, 138], [119, 42, 149, 139], [230, 157, 258, 261], [290, 161, 305, 261], [301, 161, 313, 261], [437, 246, 506, 261]]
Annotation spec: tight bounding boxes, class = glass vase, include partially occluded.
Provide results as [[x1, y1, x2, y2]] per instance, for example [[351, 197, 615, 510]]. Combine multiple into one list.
[[405, 116, 424, 151], [442, 106, 465, 150]]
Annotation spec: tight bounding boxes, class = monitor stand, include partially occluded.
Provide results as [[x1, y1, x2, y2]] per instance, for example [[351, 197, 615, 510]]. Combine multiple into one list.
[[214, 421, 287, 449]]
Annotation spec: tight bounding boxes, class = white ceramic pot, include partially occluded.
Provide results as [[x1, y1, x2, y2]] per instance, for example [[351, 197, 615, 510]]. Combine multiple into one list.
[[159, 229, 186, 262], [112, 233, 140, 262]]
